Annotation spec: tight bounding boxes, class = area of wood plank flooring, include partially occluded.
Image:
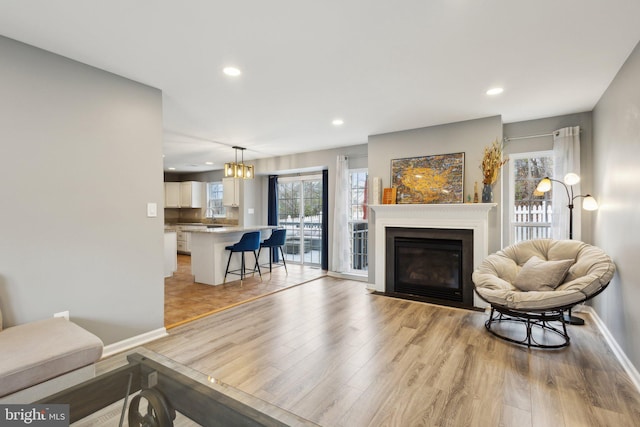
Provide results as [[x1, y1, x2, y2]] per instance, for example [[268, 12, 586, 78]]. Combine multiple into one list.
[[122, 275, 640, 426], [164, 254, 326, 328]]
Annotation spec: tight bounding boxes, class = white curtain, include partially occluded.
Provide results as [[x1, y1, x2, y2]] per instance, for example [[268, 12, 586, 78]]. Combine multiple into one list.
[[332, 155, 350, 273], [552, 126, 581, 240]]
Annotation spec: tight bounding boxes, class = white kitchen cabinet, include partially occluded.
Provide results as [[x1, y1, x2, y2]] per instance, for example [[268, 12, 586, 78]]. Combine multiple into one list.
[[176, 227, 194, 254], [222, 178, 240, 207], [180, 181, 203, 208], [164, 182, 181, 208], [164, 231, 177, 277], [175, 224, 207, 254], [165, 181, 203, 208]]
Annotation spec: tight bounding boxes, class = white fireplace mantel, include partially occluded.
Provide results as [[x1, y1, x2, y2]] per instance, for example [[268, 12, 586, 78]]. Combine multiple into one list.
[[369, 203, 496, 307]]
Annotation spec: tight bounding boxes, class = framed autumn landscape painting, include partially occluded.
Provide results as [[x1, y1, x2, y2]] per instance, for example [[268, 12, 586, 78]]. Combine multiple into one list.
[[391, 152, 464, 204]]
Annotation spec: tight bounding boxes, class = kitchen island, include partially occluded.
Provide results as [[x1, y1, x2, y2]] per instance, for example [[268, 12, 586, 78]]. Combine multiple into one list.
[[190, 226, 275, 285]]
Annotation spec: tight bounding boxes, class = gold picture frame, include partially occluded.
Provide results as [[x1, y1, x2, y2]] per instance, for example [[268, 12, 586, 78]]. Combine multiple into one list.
[[391, 152, 465, 204]]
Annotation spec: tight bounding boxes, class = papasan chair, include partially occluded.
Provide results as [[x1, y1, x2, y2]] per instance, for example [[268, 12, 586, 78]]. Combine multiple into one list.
[[472, 239, 615, 348]]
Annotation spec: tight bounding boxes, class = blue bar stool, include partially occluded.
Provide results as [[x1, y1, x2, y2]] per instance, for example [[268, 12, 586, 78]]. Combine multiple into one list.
[[224, 231, 262, 283], [257, 229, 288, 274]]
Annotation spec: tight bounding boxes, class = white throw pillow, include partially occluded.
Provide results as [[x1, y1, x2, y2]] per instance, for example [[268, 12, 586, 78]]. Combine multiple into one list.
[[513, 256, 574, 292]]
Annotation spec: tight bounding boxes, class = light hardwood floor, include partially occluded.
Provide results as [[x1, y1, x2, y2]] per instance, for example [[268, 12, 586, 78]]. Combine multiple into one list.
[[138, 276, 640, 426], [164, 254, 326, 328]]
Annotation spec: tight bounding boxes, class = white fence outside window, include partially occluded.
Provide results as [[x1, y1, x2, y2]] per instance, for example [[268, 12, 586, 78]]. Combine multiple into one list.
[[512, 203, 552, 242]]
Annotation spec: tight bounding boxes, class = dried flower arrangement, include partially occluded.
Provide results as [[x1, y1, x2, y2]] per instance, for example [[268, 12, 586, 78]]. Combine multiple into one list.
[[481, 139, 508, 185]]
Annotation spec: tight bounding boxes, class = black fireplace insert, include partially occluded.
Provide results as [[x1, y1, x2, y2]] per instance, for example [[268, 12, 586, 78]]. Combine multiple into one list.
[[385, 227, 474, 308]]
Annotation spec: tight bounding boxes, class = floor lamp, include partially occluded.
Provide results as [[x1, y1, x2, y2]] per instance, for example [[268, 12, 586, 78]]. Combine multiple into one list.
[[535, 172, 598, 324]]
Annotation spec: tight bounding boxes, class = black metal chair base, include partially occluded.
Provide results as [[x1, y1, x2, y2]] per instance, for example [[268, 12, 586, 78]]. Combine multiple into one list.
[[485, 306, 570, 349], [563, 308, 586, 325], [224, 250, 262, 283], [256, 246, 288, 274]]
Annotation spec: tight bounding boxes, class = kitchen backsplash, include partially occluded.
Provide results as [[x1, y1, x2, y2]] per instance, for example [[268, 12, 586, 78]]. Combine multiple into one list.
[[164, 208, 239, 225]]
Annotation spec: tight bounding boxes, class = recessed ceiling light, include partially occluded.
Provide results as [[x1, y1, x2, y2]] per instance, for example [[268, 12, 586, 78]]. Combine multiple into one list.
[[205, 161, 214, 165], [332, 119, 344, 126], [168, 167, 176, 171], [486, 87, 504, 96], [223, 67, 242, 77]]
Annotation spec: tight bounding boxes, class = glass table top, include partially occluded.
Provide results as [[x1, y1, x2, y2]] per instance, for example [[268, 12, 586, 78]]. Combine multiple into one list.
[[40, 347, 318, 427]]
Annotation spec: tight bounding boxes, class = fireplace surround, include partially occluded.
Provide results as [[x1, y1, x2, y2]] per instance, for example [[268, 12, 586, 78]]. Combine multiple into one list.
[[369, 203, 496, 308]]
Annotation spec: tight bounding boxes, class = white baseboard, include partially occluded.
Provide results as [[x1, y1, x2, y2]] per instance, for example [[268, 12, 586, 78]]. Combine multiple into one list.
[[327, 270, 368, 282], [583, 306, 640, 394], [101, 327, 168, 359]]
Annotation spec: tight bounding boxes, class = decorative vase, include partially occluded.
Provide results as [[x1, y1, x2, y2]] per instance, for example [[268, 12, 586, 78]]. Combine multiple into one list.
[[482, 184, 493, 203]]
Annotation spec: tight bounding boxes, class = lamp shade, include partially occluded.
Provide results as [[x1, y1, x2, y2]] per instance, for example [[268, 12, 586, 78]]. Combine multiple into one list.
[[536, 177, 552, 193], [582, 195, 598, 211], [563, 173, 581, 186]]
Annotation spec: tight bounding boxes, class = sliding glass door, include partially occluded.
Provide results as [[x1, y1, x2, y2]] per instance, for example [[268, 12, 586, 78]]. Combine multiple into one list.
[[278, 175, 323, 266]]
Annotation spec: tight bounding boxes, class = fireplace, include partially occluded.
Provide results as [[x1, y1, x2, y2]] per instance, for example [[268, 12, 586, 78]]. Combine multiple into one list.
[[385, 227, 474, 308], [369, 203, 496, 308]]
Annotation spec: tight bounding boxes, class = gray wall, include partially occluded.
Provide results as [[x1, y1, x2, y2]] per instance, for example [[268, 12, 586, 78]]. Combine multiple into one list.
[[367, 116, 503, 283], [0, 37, 165, 345], [238, 178, 264, 227], [592, 40, 640, 372], [503, 112, 594, 245]]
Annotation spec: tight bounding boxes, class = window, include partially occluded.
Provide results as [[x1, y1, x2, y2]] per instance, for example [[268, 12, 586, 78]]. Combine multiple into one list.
[[509, 152, 553, 243], [349, 169, 368, 273], [205, 182, 226, 218]]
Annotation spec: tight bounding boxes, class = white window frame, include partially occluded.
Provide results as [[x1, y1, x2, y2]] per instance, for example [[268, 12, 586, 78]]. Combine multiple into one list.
[[205, 182, 226, 218], [508, 150, 553, 244]]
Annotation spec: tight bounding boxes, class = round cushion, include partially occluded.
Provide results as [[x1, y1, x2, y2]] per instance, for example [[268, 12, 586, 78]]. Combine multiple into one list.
[[472, 239, 615, 311]]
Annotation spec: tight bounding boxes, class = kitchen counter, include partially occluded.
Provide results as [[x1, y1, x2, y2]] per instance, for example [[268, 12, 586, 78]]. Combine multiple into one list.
[[165, 222, 239, 227], [190, 225, 274, 234], [190, 225, 276, 286], [165, 223, 237, 254], [164, 223, 205, 231]]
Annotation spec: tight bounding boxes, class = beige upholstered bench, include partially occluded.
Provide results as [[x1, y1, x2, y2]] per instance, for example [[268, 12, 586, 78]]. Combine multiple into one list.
[[0, 315, 103, 403], [472, 239, 615, 348]]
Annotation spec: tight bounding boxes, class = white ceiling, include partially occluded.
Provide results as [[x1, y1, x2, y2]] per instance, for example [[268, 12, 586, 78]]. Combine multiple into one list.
[[2, 0, 640, 172]]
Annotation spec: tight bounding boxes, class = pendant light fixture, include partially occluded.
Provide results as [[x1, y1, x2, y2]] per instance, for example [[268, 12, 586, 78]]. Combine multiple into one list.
[[224, 146, 254, 179]]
